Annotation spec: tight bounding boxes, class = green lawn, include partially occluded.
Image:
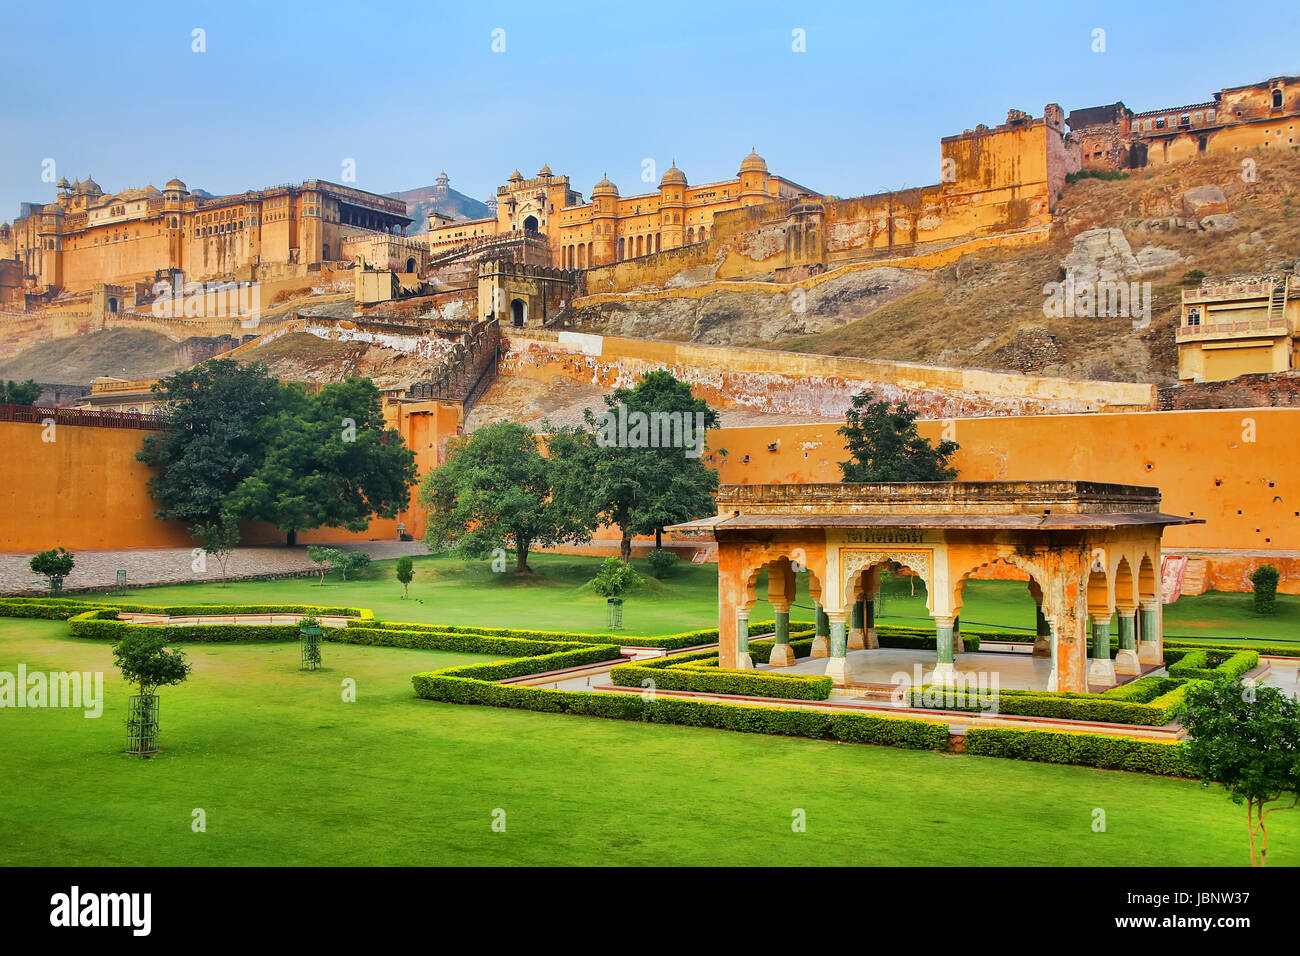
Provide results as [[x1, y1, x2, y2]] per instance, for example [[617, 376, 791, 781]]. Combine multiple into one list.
[[90, 552, 1295, 644], [0, 617, 1291, 866]]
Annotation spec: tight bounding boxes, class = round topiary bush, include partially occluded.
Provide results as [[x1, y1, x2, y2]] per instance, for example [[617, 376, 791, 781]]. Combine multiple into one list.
[[646, 549, 679, 579]]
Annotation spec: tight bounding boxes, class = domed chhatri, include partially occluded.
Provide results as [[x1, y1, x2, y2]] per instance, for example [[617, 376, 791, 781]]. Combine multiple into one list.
[[591, 174, 619, 197], [164, 178, 188, 192], [508, 169, 523, 182], [739, 148, 768, 174], [659, 163, 687, 187], [537, 163, 553, 177]]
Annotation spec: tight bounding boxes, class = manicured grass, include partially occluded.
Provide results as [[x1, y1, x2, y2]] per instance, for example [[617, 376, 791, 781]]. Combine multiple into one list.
[[92, 552, 807, 637], [86, 553, 1293, 644], [0, 617, 1292, 866]]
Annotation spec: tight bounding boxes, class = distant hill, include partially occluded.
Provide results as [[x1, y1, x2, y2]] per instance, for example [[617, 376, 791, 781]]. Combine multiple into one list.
[[388, 177, 491, 235]]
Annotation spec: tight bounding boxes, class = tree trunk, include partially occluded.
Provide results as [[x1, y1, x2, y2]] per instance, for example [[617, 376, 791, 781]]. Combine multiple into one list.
[[655, 528, 663, 551], [620, 530, 632, 563], [516, 540, 530, 573]]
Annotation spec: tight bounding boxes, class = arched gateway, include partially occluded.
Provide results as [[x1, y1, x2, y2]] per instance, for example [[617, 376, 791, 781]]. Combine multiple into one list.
[[669, 481, 1199, 693]]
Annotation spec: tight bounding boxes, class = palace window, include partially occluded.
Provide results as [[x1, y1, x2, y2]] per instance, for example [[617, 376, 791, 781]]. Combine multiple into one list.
[[1274, 89, 1284, 109], [1155, 117, 1166, 129], [1186, 307, 1201, 327]]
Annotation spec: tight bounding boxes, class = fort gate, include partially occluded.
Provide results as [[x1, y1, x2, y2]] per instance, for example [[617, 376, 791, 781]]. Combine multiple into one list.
[[672, 481, 1199, 693]]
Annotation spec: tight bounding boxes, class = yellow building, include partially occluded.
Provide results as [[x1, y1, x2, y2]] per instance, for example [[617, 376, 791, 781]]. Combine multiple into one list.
[[0, 176, 412, 296], [1178, 272, 1300, 382], [425, 153, 817, 270]]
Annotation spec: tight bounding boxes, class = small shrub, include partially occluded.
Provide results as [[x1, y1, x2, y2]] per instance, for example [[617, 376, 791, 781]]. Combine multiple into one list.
[[29, 548, 75, 594], [645, 549, 679, 579], [1249, 565, 1280, 614], [337, 551, 372, 581], [1181, 269, 1206, 287]]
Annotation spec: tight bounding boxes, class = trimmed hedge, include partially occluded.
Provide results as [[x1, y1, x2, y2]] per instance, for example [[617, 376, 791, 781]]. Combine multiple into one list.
[[907, 676, 1203, 726], [1, 597, 371, 620], [963, 727, 1193, 776], [348, 618, 781, 650], [609, 647, 833, 701], [410, 673, 949, 750], [1166, 649, 1259, 681], [1166, 639, 1300, 658], [340, 625, 613, 658]]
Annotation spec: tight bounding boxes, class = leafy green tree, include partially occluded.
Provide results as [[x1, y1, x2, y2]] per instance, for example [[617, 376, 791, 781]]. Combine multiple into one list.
[[395, 556, 415, 598], [226, 378, 417, 545], [2, 379, 43, 405], [591, 556, 641, 598], [307, 546, 342, 585], [29, 548, 75, 594], [338, 550, 372, 581], [1181, 678, 1300, 866], [113, 630, 192, 698], [137, 360, 284, 527], [838, 390, 959, 482], [550, 371, 720, 562], [420, 420, 594, 573], [1250, 565, 1280, 614]]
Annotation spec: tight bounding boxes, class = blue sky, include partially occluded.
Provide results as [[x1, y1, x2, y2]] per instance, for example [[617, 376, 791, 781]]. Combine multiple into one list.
[[1, 0, 1296, 220]]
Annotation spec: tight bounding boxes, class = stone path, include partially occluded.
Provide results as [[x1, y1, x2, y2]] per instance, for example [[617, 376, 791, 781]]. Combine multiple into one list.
[[0, 540, 429, 595]]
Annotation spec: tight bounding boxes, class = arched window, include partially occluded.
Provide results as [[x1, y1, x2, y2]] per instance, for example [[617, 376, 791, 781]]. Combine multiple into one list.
[[1274, 89, 1284, 109], [636, 236, 643, 257], [686, 227, 694, 243]]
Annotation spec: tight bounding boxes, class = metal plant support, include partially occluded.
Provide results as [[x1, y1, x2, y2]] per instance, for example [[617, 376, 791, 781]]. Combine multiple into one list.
[[300, 625, 323, 671], [607, 598, 624, 630], [126, 695, 160, 755]]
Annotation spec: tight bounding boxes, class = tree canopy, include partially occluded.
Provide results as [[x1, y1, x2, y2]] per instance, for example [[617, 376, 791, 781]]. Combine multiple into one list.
[[1, 379, 43, 405], [837, 390, 959, 482], [549, 370, 720, 560], [420, 419, 594, 572], [140, 360, 417, 545]]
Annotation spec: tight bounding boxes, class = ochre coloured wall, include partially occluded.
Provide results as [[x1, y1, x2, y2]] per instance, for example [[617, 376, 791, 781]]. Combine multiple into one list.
[[3, 407, 1297, 597]]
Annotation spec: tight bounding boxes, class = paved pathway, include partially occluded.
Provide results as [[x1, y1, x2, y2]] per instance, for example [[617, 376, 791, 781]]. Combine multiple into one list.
[[0, 540, 429, 595]]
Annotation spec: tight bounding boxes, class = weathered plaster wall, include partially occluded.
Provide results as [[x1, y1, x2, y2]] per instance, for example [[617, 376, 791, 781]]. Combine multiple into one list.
[[500, 329, 1155, 418]]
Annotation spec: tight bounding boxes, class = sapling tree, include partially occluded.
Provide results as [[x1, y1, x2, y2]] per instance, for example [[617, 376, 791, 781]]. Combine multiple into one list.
[[30, 548, 75, 594], [192, 515, 239, 585], [112, 630, 191, 755], [395, 556, 415, 598], [591, 557, 641, 599], [1180, 678, 1300, 866], [307, 546, 341, 585]]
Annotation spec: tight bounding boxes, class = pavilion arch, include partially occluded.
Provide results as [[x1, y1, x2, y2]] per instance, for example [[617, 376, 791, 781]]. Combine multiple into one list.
[[736, 546, 825, 616], [839, 550, 933, 615], [1113, 556, 1136, 611], [950, 553, 1060, 626], [1138, 554, 1158, 604]]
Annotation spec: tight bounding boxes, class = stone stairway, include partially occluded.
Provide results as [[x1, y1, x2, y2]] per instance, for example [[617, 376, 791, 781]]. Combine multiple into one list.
[[1180, 558, 1209, 596]]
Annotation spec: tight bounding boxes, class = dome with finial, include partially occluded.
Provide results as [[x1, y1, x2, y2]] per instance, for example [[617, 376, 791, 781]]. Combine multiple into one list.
[[56, 177, 70, 189], [659, 162, 687, 187], [436, 171, 449, 186], [591, 174, 619, 198], [508, 169, 523, 182], [739, 148, 768, 174], [537, 163, 552, 177], [164, 178, 188, 193], [81, 177, 102, 195]]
